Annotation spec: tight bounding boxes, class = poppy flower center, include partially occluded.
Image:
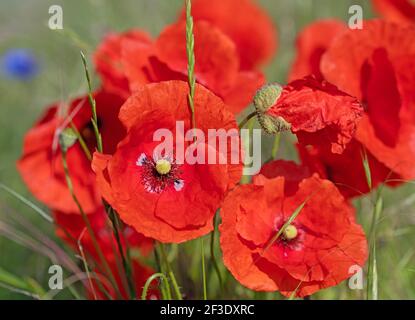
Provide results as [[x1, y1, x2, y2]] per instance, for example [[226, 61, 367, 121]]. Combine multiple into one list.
[[136, 153, 184, 193], [155, 159, 172, 175], [282, 224, 298, 240]]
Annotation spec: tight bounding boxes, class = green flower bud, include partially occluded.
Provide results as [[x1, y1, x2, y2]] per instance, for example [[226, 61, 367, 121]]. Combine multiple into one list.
[[253, 83, 283, 113], [59, 128, 78, 152], [257, 113, 291, 134]]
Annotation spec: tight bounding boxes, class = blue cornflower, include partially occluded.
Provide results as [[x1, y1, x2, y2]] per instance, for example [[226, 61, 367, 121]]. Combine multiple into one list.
[[1, 48, 40, 81]]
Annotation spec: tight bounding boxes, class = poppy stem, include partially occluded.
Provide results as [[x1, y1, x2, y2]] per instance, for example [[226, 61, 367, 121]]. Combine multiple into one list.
[[141, 273, 171, 300], [201, 237, 207, 300], [80, 51, 137, 299], [238, 111, 257, 130], [367, 190, 382, 300], [105, 204, 136, 299], [271, 132, 281, 159], [159, 243, 182, 300], [60, 147, 122, 299], [186, 0, 197, 139], [80, 51, 103, 153], [210, 212, 224, 292]]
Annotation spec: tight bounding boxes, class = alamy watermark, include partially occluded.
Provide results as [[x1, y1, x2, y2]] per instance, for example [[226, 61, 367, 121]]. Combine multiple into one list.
[[149, 121, 261, 176]]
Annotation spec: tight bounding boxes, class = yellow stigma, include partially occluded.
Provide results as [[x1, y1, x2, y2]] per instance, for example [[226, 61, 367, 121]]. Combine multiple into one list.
[[155, 159, 171, 175], [283, 224, 298, 240]]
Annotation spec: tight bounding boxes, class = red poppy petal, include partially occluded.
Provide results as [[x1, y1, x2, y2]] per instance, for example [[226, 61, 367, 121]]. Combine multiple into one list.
[[267, 76, 363, 154], [372, 0, 415, 24], [94, 30, 152, 98], [155, 21, 239, 92], [181, 0, 277, 70]]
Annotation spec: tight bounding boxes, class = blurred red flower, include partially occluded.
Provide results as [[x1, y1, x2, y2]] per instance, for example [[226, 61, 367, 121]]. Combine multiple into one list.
[[288, 19, 347, 82], [372, 0, 415, 24], [180, 0, 278, 70], [94, 30, 152, 99], [220, 160, 368, 298], [288, 20, 415, 196], [92, 81, 243, 243], [265, 76, 363, 154], [320, 20, 415, 183], [17, 90, 125, 214], [94, 21, 264, 114]]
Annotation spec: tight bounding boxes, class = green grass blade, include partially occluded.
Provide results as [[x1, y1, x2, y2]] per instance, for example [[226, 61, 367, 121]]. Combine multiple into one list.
[[0, 183, 53, 223]]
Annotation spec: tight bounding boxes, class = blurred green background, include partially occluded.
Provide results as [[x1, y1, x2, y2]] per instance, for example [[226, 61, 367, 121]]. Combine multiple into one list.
[[0, 0, 414, 300]]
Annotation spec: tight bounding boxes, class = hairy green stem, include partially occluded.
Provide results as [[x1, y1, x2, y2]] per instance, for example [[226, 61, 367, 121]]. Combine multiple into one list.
[[61, 149, 121, 298], [201, 238, 207, 300], [159, 243, 182, 300], [210, 212, 223, 291]]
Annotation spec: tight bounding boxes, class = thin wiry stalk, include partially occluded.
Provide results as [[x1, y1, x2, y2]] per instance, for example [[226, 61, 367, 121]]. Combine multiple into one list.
[[60, 147, 122, 298], [80, 51, 102, 153], [238, 111, 257, 130], [5, 206, 82, 277], [153, 247, 171, 300], [186, 0, 196, 133], [70, 122, 92, 160], [141, 273, 171, 300], [0, 281, 40, 300], [78, 228, 97, 300], [159, 243, 182, 300], [105, 204, 136, 298], [271, 133, 281, 159], [80, 51, 135, 299], [360, 149, 381, 300], [210, 212, 224, 291], [0, 183, 53, 223], [367, 191, 382, 300], [201, 237, 207, 300]]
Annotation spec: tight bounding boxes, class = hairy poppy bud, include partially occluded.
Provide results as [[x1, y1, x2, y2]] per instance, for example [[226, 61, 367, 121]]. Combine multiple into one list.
[[254, 83, 290, 134], [253, 83, 282, 113], [58, 128, 78, 152], [257, 113, 291, 134]]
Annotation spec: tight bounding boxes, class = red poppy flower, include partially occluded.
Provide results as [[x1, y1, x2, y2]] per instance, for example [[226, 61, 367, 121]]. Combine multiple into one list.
[[180, 0, 277, 70], [17, 90, 125, 214], [263, 76, 363, 154], [220, 160, 368, 297], [120, 21, 264, 114], [94, 30, 153, 98], [372, 0, 415, 24], [92, 81, 243, 243], [288, 19, 347, 82], [321, 20, 415, 180]]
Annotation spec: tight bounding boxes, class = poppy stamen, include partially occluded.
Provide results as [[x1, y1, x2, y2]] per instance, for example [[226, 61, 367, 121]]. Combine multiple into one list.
[[282, 224, 298, 240], [136, 153, 184, 193], [155, 159, 172, 175]]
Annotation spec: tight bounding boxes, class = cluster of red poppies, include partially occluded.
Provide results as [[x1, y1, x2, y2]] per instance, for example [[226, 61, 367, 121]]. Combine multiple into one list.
[[16, 0, 415, 299]]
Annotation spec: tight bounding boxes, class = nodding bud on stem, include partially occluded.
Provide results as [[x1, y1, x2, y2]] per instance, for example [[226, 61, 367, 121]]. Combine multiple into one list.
[[58, 128, 78, 152], [253, 83, 282, 113], [253, 83, 291, 134]]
